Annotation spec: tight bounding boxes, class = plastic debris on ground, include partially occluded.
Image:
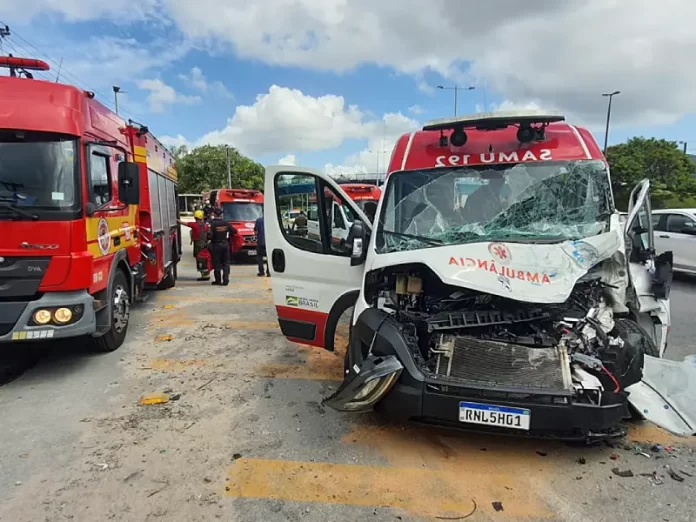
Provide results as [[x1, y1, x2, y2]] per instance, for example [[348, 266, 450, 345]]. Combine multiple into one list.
[[611, 467, 634, 478], [138, 393, 171, 405]]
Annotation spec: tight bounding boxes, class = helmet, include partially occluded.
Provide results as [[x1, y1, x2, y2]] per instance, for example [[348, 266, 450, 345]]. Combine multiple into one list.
[[194, 210, 204, 220]]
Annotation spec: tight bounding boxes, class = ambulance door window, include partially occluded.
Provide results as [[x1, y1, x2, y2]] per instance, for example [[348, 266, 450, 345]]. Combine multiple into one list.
[[88, 150, 112, 207], [274, 173, 353, 256]]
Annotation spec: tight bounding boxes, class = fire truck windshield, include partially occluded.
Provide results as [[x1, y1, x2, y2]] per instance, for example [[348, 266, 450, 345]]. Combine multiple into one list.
[[376, 160, 613, 253], [222, 202, 263, 222], [0, 131, 78, 213]]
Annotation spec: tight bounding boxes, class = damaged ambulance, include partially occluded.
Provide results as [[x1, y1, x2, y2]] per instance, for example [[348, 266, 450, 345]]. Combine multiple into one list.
[[264, 110, 675, 440]]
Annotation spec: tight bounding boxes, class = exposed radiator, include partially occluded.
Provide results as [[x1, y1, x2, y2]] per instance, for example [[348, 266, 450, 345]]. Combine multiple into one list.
[[434, 335, 571, 390]]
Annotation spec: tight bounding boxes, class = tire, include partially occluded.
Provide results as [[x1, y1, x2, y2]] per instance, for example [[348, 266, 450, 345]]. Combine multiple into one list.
[[158, 263, 177, 290], [614, 317, 660, 357], [92, 270, 130, 353]]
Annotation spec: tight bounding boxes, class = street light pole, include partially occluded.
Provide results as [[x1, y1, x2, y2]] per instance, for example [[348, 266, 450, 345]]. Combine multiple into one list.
[[602, 90, 621, 155], [225, 145, 231, 188], [112, 85, 125, 116], [437, 85, 475, 116], [679, 141, 688, 154]]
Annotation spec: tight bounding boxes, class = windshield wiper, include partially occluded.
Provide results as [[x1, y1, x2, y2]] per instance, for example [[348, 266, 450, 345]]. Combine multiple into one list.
[[0, 202, 39, 220], [381, 229, 443, 246]]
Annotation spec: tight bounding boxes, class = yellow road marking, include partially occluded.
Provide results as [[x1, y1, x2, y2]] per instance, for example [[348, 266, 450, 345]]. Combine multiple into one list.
[[157, 295, 272, 304], [627, 421, 696, 447], [225, 320, 278, 330], [257, 344, 343, 381], [148, 358, 208, 371], [226, 458, 552, 519]]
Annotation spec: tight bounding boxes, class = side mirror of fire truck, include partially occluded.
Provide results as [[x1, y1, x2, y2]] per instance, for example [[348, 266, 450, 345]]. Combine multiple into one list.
[[118, 162, 141, 205], [347, 219, 368, 267]]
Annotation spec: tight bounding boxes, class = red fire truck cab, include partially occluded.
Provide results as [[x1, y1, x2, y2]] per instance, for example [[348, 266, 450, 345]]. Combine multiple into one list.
[[204, 188, 264, 260], [0, 55, 180, 352], [337, 183, 381, 223]]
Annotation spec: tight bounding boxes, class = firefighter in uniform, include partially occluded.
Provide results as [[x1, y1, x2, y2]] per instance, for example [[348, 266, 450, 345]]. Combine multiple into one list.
[[208, 207, 238, 286], [177, 211, 210, 281]]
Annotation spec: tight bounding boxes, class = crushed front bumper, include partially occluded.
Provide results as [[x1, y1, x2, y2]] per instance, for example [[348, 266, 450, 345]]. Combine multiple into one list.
[[0, 291, 97, 344], [333, 308, 629, 440]]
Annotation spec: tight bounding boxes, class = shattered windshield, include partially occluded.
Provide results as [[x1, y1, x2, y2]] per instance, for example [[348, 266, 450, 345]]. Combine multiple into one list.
[[376, 160, 612, 253]]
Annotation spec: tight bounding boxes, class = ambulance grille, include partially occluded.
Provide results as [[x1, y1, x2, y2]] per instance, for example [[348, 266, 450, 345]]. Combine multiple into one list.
[[434, 336, 568, 390]]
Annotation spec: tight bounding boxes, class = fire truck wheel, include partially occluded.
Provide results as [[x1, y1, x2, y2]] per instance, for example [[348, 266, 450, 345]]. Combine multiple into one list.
[[158, 262, 177, 290], [93, 270, 130, 352]]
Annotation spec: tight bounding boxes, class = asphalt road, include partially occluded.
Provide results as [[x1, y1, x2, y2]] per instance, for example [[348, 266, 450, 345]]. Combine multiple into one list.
[[0, 247, 695, 522]]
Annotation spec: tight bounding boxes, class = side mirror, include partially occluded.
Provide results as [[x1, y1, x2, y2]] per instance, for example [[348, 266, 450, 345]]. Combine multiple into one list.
[[118, 162, 141, 205], [347, 219, 368, 266], [85, 202, 96, 217]]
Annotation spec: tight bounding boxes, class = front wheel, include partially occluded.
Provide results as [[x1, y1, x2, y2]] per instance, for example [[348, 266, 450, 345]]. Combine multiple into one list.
[[92, 270, 131, 352]]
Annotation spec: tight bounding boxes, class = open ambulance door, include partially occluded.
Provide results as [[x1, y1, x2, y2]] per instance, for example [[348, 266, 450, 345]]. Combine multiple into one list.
[[264, 166, 371, 351], [624, 178, 672, 356]]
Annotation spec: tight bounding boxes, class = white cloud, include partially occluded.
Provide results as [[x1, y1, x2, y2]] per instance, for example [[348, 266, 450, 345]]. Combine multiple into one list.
[[9, 0, 696, 125], [137, 78, 202, 112], [178, 66, 234, 98], [194, 85, 368, 156], [159, 134, 190, 149], [167, 85, 417, 173], [408, 104, 424, 115], [277, 153, 297, 166]]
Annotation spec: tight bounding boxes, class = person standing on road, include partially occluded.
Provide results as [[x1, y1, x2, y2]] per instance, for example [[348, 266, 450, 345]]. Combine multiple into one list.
[[208, 207, 237, 286], [254, 213, 270, 277], [292, 210, 308, 236], [177, 210, 210, 281]]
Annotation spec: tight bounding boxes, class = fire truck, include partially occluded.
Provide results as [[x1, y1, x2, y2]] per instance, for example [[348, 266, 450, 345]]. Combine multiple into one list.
[[337, 183, 381, 223], [204, 188, 263, 260], [0, 55, 181, 352]]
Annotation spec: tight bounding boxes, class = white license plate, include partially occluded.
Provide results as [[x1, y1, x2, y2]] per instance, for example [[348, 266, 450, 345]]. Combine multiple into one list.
[[247, 250, 257, 256], [459, 401, 531, 430]]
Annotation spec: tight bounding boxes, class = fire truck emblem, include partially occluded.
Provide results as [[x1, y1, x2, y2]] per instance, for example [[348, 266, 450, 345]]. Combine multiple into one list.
[[97, 218, 111, 255], [488, 243, 512, 265]]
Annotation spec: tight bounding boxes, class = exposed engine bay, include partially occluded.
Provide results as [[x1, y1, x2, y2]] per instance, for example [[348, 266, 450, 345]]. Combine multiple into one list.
[[364, 263, 654, 405]]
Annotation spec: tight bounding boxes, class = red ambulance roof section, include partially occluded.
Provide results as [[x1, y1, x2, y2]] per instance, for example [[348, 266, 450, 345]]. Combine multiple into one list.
[[388, 121, 603, 174]]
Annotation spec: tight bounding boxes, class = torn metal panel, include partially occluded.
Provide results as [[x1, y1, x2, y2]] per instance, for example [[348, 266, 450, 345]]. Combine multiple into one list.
[[627, 356, 696, 436]]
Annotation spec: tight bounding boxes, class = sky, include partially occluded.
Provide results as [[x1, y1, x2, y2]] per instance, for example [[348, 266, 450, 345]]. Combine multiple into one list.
[[1, 0, 695, 175]]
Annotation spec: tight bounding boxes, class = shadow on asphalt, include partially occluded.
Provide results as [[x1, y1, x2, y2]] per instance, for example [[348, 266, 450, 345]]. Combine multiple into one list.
[[0, 338, 101, 386]]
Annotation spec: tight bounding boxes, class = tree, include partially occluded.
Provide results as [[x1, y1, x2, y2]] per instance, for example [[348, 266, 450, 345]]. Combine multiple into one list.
[[606, 137, 696, 210], [173, 144, 264, 194]]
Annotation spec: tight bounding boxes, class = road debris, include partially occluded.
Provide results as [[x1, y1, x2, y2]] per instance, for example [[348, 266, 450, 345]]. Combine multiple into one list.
[[611, 468, 634, 478], [640, 472, 664, 485], [491, 501, 504, 512], [576, 457, 586, 465], [138, 393, 171, 405], [610, 454, 619, 460], [197, 377, 216, 391], [155, 334, 174, 342], [435, 499, 477, 520], [665, 466, 685, 482], [15, 481, 22, 486], [535, 451, 548, 457]]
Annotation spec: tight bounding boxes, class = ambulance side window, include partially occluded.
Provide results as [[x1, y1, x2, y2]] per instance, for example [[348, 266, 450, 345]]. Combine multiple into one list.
[[274, 173, 353, 257], [88, 150, 112, 207]]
